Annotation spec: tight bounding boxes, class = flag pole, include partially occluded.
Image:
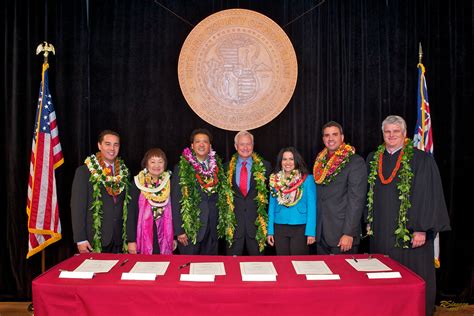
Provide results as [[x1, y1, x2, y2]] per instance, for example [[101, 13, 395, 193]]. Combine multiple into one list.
[[418, 42, 423, 64]]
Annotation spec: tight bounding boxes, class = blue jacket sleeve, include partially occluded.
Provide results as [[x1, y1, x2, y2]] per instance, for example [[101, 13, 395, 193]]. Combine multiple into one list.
[[304, 175, 317, 237], [267, 192, 276, 235]]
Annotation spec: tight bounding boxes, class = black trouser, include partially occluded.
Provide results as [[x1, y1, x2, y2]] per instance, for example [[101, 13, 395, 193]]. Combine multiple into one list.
[[226, 235, 262, 256], [102, 242, 122, 254], [177, 226, 218, 255], [274, 224, 309, 255]]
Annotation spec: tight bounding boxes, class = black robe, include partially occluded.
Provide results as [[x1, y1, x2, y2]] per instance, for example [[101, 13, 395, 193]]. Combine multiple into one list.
[[367, 148, 451, 316]]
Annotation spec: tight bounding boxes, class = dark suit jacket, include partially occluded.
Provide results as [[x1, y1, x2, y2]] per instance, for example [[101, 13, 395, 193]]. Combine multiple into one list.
[[316, 154, 367, 247], [171, 164, 218, 243], [70, 165, 136, 248], [227, 159, 271, 239]]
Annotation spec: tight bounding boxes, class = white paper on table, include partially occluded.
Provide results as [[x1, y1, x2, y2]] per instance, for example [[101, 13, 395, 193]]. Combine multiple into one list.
[[306, 274, 340, 280], [292, 260, 333, 275], [367, 272, 402, 279], [129, 261, 170, 275], [180, 274, 215, 282], [189, 262, 226, 275], [240, 262, 277, 276], [345, 258, 392, 272], [59, 271, 94, 279], [121, 272, 156, 281], [242, 274, 276, 281], [74, 259, 119, 273]]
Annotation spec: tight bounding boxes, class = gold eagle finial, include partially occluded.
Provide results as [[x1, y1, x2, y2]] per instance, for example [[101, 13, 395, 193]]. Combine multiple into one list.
[[36, 42, 55, 61]]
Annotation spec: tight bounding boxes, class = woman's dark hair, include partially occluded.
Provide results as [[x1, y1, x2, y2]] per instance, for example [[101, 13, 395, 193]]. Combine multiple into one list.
[[141, 148, 167, 170], [273, 147, 309, 175]]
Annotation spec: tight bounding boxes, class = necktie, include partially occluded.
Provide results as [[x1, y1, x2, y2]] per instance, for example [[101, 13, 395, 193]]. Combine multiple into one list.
[[106, 163, 117, 203], [240, 161, 248, 197]]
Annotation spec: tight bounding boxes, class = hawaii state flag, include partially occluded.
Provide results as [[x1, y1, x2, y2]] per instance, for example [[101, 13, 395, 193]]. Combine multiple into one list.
[[413, 63, 433, 154], [26, 62, 64, 258], [413, 62, 440, 267]]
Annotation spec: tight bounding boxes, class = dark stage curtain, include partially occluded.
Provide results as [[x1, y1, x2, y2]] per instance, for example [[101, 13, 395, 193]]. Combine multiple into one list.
[[2, 0, 472, 302]]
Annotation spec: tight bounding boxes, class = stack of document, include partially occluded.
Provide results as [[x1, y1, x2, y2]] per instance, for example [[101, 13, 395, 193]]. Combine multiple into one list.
[[345, 258, 401, 279], [292, 261, 340, 280], [122, 261, 170, 280], [59, 259, 119, 279], [180, 262, 226, 282], [240, 262, 278, 281]]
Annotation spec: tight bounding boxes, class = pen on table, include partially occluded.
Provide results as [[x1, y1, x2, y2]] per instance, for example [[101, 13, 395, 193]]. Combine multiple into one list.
[[178, 262, 191, 270], [119, 259, 129, 267], [352, 256, 358, 263]]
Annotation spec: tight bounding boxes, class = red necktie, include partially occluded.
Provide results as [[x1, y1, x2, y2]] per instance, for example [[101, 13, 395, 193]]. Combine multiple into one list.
[[240, 161, 248, 197]]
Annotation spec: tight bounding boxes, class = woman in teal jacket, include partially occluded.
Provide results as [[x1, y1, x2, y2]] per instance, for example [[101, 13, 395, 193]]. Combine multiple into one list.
[[267, 147, 317, 255]]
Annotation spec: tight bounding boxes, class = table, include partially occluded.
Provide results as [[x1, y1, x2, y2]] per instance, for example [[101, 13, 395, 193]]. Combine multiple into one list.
[[32, 253, 425, 315]]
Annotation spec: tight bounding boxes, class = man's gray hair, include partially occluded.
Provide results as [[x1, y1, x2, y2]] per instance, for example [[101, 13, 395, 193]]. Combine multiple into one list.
[[234, 130, 254, 145], [381, 115, 407, 133]]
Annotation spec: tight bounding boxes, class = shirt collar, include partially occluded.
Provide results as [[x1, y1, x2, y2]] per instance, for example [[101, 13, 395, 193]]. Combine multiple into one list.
[[237, 156, 253, 165], [386, 146, 403, 155]]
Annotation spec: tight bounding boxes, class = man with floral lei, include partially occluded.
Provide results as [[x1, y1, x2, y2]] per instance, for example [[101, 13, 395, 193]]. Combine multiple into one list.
[[225, 131, 271, 256], [71, 130, 134, 254], [366, 115, 450, 316], [171, 128, 235, 255], [312, 121, 367, 255]]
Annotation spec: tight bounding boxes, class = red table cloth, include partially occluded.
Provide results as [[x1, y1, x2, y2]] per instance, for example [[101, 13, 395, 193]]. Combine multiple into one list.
[[33, 253, 425, 316]]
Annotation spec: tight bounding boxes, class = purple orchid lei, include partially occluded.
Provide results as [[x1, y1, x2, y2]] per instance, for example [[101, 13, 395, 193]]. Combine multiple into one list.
[[182, 147, 217, 177]]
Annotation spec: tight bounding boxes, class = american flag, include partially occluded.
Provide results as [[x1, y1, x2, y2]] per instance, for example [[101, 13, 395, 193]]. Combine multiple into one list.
[[26, 62, 64, 258], [413, 63, 433, 154]]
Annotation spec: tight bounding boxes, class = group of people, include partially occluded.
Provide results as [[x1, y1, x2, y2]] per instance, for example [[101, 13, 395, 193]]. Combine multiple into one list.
[[70, 115, 450, 315]]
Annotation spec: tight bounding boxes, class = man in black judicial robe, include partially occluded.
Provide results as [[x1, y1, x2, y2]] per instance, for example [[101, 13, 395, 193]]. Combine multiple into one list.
[[367, 115, 451, 316]]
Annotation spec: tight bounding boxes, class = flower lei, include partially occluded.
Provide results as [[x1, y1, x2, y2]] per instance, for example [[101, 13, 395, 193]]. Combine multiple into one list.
[[227, 153, 269, 252], [182, 148, 218, 193], [85, 152, 131, 253], [134, 169, 171, 220], [178, 148, 236, 245], [313, 143, 355, 185], [269, 170, 307, 207], [366, 138, 414, 248]]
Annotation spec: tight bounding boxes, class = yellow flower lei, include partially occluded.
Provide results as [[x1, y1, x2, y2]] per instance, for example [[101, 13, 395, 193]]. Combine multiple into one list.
[[228, 153, 269, 252], [134, 169, 171, 203], [84, 153, 130, 253]]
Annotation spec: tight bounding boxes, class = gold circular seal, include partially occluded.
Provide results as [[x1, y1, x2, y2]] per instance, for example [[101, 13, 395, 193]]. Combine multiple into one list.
[[178, 9, 298, 131]]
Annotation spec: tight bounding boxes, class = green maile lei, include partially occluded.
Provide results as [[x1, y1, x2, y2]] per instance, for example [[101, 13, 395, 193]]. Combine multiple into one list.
[[227, 153, 269, 252], [85, 153, 131, 253], [366, 139, 414, 248], [178, 150, 236, 246]]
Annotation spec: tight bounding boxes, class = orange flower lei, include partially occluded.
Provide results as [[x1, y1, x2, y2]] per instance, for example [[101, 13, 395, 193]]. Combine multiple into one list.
[[378, 142, 405, 184], [195, 168, 219, 191], [313, 143, 355, 185]]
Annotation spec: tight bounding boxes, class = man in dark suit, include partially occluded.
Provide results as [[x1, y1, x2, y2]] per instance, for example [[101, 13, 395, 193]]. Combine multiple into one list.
[[226, 131, 271, 256], [71, 130, 135, 254], [172, 128, 224, 255], [313, 121, 367, 254]]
